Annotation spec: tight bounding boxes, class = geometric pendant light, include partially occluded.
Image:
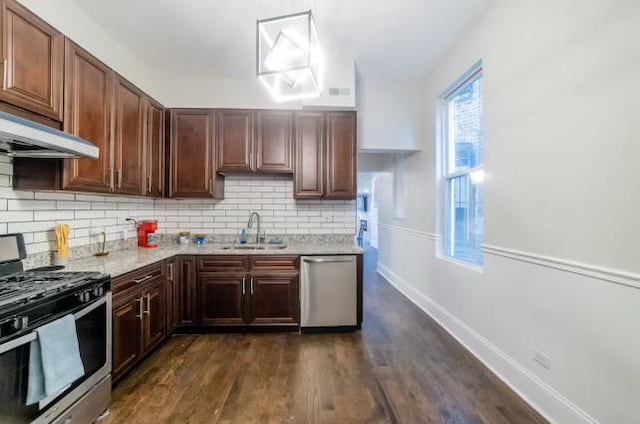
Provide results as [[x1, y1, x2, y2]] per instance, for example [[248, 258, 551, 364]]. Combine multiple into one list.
[[257, 10, 323, 102]]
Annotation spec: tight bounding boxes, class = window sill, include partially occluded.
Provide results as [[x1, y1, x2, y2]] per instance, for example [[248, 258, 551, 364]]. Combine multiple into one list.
[[436, 254, 484, 274]]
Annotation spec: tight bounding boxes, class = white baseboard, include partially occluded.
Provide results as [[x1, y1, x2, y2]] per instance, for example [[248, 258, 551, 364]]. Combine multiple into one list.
[[377, 263, 599, 424]]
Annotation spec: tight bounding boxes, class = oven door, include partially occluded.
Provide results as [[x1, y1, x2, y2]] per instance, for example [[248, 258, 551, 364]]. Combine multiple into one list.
[[0, 293, 111, 424]]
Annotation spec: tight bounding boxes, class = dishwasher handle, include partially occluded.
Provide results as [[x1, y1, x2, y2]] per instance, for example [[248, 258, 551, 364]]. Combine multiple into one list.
[[302, 257, 355, 264]]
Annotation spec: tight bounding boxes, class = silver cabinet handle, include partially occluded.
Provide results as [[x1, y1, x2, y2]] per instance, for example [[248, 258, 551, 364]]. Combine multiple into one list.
[[133, 275, 153, 284], [144, 294, 150, 315], [242, 277, 245, 295], [250, 277, 254, 295], [135, 297, 143, 319], [168, 263, 174, 282], [302, 257, 356, 264]]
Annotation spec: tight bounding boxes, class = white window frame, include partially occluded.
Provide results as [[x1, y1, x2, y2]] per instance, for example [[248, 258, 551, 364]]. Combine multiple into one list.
[[436, 61, 484, 271]]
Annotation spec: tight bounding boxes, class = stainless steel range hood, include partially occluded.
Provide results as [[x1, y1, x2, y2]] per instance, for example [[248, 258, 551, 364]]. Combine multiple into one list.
[[0, 111, 99, 159]]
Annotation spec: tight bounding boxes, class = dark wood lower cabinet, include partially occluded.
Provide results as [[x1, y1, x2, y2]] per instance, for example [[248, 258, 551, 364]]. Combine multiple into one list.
[[142, 278, 166, 352], [112, 262, 167, 383], [249, 273, 299, 325], [199, 273, 247, 326], [113, 254, 360, 385], [176, 256, 197, 326], [195, 256, 300, 327], [112, 292, 142, 380], [165, 257, 177, 334]]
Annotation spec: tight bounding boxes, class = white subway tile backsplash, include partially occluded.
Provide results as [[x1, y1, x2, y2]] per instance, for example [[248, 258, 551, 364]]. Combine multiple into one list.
[[0, 211, 34, 222], [8, 200, 56, 210], [0, 158, 355, 255], [57, 201, 91, 210], [75, 210, 105, 219], [35, 192, 75, 201], [34, 211, 74, 221]]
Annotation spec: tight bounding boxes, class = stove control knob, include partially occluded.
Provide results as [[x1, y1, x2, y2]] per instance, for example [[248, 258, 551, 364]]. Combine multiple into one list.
[[93, 286, 104, 297], [76, 291, 90, 303], [12, 316, 27, 331]]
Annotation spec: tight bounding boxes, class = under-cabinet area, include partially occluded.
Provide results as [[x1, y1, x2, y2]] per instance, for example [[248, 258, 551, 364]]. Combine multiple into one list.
[[108, 252, 363, 383]]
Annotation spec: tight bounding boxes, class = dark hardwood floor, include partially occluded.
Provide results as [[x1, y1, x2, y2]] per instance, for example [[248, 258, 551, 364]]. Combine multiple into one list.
[[105, 248, 547, 424]]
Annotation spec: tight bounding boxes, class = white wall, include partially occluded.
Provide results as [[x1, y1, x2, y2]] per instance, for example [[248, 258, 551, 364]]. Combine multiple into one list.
[[356, 74, 426, 151], [376, 1, 640, 423]]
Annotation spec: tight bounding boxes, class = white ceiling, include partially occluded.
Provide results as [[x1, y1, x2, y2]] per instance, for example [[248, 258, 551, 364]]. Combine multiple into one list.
[[69, 0, 488, 80]]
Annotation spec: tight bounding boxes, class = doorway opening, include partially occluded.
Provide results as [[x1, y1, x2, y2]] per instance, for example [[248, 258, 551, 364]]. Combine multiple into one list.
[[356, 173, 381, 251]]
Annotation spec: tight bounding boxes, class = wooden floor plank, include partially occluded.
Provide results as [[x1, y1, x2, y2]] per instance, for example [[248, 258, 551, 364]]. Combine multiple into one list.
[[105, 249, 547, 424]]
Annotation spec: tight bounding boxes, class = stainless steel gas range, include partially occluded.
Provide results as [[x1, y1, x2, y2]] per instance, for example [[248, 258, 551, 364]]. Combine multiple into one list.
[[0, 234, 111, 424]]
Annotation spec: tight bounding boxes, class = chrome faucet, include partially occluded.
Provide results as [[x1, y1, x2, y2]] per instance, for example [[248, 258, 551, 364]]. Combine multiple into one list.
[[247, 212, 261, 244]]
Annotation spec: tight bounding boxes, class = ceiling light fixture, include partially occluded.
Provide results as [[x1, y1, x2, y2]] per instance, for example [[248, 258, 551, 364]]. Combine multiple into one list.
[[257, 10, 323, 102]]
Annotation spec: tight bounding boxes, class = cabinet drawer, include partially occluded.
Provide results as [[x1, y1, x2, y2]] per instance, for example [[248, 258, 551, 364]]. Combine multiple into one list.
[[198, 256, 248, 273], [250, 256, 299, 272], [112, 262, 165, 295]]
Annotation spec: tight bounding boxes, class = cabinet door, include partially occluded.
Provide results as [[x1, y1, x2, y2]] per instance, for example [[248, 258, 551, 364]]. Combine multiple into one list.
[[216, 109, 253, 172], [112, 293, 142, 381], [113, 77, 144, 195], [255, 111, 293, 173], [199, 273, 247, 326], [325, 111, 357, 199], [177, 256, 197, 326], [145, 98, 164, 197], [63, 39, 114, 193], [165, 258, 176, 334], [170, 109, 219, 198], [294, 112, 324, 199], [0, 0, 63, 120], [142, 278, 166, 354], [248, 273, 299, 325]]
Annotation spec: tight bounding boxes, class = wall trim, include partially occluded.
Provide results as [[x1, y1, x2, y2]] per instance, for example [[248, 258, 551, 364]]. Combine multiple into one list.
[[378, 222, 439, 240], [377, 263, 600, 424], [483, 244, 640, 290], [378, 223, 639, 291]]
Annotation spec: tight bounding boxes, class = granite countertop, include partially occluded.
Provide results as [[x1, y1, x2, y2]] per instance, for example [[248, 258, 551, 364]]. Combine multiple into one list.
[[62, 242, 364, 278]]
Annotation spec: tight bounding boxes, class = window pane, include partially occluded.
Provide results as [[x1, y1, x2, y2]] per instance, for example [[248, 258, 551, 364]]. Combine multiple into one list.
[[446, 174, 484, 265], [448, 76, 484, 173]]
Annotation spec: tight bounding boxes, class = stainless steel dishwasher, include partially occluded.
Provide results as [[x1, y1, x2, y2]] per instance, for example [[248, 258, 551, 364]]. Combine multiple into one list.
[[301, 255, 357, 328]]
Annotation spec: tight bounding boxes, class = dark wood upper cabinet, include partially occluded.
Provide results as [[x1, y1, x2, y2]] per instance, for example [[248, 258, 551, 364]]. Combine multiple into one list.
[[248, 273, 298, 325], [294, 112, 324, 199], [170, 109, 222, 198], [199, 274, 247, 326], [113, 76, 144, 195], [145, 98, 164, 197], [255, 110, 293, 173], [216, 109, 253, 172], [63, 39, 114, 193], [0, 0, 63, 121], [325, 111, 357, 199]]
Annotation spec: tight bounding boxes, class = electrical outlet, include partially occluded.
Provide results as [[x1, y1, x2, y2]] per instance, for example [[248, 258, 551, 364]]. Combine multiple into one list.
[[532, 350, 551, 370]]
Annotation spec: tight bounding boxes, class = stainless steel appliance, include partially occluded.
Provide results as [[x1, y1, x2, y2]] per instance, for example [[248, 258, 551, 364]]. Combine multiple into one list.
[[0, 234, 111, 424], [0, 111, 99, 159], [300, 256, 357, 329]]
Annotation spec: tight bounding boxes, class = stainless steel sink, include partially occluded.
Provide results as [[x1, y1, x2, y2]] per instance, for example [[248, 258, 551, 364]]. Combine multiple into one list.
[[221, 244, 287, 250]]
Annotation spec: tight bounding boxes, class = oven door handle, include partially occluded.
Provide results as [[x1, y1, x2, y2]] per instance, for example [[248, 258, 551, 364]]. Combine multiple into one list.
[[0, 295, 108, 355]]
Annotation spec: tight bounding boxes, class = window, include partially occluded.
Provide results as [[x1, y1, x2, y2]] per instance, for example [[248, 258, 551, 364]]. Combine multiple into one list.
[[440, 63, 484, 266]]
